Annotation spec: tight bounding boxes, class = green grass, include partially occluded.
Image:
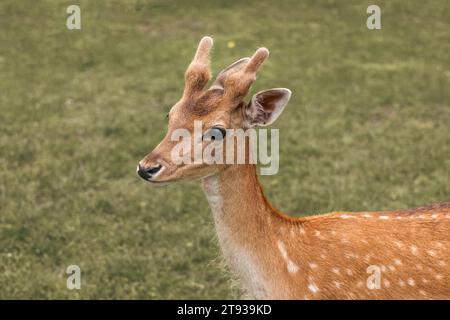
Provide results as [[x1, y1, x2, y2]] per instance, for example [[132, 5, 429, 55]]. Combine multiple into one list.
[[0, 0, 449, 299]]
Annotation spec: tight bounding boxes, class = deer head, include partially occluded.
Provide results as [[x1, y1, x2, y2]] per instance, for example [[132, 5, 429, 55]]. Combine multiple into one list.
[[137, 36, 291, 184]]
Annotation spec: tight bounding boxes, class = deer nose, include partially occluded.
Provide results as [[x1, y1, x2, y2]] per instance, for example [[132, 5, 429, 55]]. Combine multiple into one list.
[[137, 163, 162, 180]]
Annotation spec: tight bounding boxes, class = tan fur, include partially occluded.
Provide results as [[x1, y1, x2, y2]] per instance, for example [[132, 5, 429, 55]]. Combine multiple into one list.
[[203, 165, 449, 299], [139, 37, 450, 299]]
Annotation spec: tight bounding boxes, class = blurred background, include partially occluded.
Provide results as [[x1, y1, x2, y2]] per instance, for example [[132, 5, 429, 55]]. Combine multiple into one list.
[[0, 0, 448, 299]]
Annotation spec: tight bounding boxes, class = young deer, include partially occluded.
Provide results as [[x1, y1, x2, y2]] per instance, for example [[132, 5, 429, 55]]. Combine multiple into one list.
[[137, 37, 450, 299]]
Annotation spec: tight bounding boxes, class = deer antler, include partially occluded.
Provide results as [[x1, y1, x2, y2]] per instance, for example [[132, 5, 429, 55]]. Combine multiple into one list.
[[184, 36, 214, 97], [222, 47, 270, 101], [184, 37, 269, 103]]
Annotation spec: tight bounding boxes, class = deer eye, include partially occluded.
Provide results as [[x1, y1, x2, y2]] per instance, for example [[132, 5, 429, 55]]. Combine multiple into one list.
[[203, 127, 226, 141]]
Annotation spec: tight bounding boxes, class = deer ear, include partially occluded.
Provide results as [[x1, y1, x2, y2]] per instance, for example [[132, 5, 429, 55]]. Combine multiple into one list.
[[244, 88, 291, 127]]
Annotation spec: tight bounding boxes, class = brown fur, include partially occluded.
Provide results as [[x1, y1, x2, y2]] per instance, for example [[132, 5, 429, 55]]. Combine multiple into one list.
[[208, 164, 449, 299]]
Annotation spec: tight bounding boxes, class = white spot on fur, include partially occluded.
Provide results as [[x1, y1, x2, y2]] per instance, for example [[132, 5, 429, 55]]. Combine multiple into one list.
[[383, 279, 390, 288], [427, 250, 436, 257], [309, 262, 318, 269], [331, 267, 340, 275], [287, 260, 299, 274], [308, 283, 319, 293], [407, 278, 415, 286], [363, 213, 372, 218], [345, 252, 358, 259], [314, 230, 325, 240], [410, 245, 418, 255], [277, 240, 299, 274], [379, 215, 389, 220], [340, 237, 348, 244], [394, 258, 402, 265], [394, 241, 403, 248]]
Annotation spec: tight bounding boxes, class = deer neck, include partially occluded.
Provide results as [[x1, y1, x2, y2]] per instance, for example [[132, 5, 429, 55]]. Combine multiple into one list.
[[202, 164, 272, 226], [201, 164, 278, 298]]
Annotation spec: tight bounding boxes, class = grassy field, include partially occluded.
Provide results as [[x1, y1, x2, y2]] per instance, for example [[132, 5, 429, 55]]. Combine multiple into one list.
[[0, 0, 449, 299]]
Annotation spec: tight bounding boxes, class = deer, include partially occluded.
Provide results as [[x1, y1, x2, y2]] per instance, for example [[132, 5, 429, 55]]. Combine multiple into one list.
[[137, 36, 450, 299]]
